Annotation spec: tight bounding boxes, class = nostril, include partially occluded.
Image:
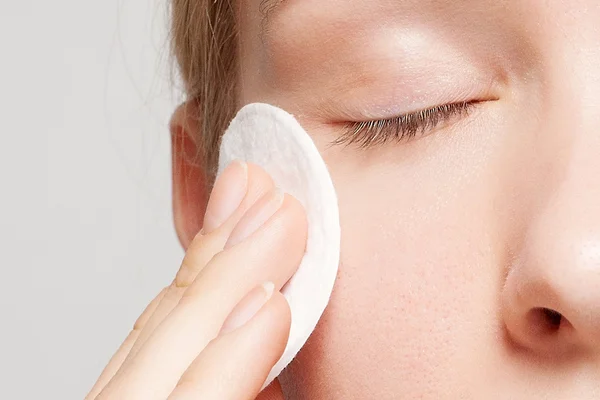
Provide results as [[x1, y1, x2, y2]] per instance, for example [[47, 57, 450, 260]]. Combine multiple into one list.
[[541, 308, 563, 329], [527, 307, 564, 335]]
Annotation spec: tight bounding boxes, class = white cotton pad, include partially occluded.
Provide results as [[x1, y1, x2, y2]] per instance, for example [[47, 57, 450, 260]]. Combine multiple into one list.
[[217, 103, 341, 389]]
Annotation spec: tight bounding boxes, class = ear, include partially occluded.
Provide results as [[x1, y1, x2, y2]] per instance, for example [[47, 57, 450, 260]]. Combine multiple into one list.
[[170, 101, 209, 250]]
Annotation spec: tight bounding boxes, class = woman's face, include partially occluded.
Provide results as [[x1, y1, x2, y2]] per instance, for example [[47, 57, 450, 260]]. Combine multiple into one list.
[[235, 1, 600, 398]]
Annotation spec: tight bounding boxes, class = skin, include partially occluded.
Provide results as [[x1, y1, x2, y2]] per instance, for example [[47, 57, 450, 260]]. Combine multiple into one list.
[[236, 0, 600, 398], [90, 0, 600, 399], [87, 162, 307, 399]]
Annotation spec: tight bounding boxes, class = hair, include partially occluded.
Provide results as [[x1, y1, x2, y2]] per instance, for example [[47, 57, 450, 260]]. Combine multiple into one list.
[[170, 0, 238, 178]]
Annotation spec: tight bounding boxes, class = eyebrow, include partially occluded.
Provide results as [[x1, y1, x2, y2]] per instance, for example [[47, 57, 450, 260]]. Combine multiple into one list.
[[259, 0, 282, 16], [259, 0, 283, 35]]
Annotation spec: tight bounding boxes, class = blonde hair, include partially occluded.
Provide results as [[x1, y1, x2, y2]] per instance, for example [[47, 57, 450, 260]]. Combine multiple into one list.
[[170, 0, 238, 177]]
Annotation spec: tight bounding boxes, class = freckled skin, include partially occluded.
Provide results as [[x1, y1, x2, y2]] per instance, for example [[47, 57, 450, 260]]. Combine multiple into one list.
[[235, 1, 600, 398]]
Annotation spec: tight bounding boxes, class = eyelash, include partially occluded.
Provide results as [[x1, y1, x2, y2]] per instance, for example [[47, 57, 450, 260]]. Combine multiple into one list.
[[332, 101, 478, 148]]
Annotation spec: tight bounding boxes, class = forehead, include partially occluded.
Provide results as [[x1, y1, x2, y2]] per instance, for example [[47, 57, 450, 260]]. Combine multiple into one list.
[[250, 0, 575, 42], [253, 0, 525, 56], [245, 0, 534, 82], [238, 0, 595, 117]]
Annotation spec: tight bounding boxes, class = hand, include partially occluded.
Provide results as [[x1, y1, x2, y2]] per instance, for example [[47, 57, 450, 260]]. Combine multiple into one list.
[[86, 161, 308, 400]]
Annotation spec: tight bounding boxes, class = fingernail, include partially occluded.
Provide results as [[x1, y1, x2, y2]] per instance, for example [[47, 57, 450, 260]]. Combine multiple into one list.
[[220, 282, 275, 335], [203, 160, 248, 234], [225, 188, 284, 248]]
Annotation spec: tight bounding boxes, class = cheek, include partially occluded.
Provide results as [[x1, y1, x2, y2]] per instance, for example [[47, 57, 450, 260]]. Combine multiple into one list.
[[314, 168, 496, 391], [282, 114, 522, 397]]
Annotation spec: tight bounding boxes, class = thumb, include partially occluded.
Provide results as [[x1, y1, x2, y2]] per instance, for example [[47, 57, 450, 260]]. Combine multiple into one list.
[[256, 379, 285, 400]]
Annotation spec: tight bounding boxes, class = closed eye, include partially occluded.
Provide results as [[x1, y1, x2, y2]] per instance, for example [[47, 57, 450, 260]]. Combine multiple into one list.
[[331, 100, 481, 148]]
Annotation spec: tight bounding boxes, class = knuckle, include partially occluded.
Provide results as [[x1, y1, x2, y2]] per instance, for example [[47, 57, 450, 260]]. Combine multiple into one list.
[[180, 251, 227, 300], [132, 286, 169, 330], [176, 231, 223, 287]]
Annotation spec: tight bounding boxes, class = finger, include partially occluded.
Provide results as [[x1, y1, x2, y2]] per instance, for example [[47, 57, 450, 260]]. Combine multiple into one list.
[[124, 162, 275, 362], [177, 162, 279, 286], [85, 287, 167, 399], [168, 290, 291, 400], [97, 192, 308, 400], [255, 380, 286, 400]]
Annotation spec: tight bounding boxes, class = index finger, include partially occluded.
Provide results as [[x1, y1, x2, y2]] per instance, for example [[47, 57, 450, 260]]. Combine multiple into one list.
[[85, 287, 167, 400]]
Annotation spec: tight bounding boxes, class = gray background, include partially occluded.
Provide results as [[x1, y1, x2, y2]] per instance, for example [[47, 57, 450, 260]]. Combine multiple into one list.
[[0, 1, 183, 398]]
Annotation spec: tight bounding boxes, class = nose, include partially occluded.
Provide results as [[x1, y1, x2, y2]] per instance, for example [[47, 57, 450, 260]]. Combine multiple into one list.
[[501, 168, 600, 358]]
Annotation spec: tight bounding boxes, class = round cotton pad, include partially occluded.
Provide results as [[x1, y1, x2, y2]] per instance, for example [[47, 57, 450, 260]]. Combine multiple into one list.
[[218, 103, 341, 389]]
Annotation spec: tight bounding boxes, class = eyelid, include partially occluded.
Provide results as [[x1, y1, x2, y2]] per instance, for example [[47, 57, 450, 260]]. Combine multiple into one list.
[[331, 101, 480, 148]]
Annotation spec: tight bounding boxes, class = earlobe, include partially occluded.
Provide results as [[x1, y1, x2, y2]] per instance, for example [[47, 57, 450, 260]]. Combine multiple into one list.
[[170, 101, 209, 250]]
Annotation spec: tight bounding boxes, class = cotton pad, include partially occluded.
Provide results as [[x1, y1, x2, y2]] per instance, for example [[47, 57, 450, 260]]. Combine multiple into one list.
[[218, 103, 341, 389]]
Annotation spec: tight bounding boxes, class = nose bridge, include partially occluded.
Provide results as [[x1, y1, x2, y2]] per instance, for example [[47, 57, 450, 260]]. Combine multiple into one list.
[[533, 3, 600, 250], [505, 16, 600, 350], [539, 0, 600, 142], [540, 17, 600, 261], [499, 3, 600, 359], [520, 64, 600, 349]]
